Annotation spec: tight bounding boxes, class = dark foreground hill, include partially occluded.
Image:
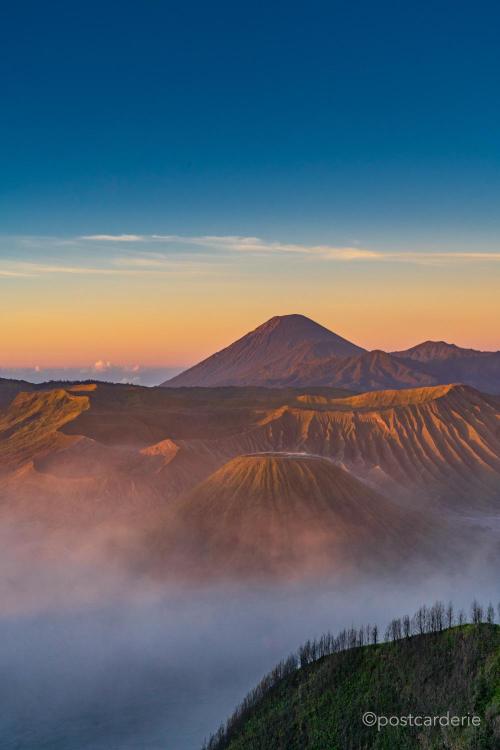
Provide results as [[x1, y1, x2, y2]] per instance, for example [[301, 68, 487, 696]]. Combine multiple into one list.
[[205, 624, 500, 750]]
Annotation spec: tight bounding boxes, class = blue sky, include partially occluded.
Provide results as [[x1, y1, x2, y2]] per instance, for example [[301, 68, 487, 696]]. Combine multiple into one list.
[[1, 0, 499, 246], [1, 1, 499, 369]]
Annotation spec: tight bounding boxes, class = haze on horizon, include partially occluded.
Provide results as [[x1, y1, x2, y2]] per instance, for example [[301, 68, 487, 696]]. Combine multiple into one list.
[[1, 237, 499, 371]]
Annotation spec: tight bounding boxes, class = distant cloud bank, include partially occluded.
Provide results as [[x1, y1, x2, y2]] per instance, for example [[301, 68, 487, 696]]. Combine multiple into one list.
[[0, 364, 182, 387]]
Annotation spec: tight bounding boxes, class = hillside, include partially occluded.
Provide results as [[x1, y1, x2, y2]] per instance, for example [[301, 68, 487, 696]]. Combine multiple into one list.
[[205, 623, 500, 750], [161, 454, 432, 579]]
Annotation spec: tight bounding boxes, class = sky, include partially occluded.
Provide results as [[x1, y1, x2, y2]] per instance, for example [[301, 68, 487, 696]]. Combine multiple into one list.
[[1, 0, 499, 370]]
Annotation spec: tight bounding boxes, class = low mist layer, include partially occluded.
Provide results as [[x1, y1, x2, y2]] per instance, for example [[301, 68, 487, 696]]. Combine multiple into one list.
[[1, 552, 499, 750]]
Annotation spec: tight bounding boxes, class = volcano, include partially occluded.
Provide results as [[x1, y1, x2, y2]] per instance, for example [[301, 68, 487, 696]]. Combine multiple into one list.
[[161, 453, 433, 579], [163, 314, 365, 387], [163, 315, 500, 392]]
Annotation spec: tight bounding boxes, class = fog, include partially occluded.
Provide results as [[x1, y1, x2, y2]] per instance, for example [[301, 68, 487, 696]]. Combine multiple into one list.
[[1, 535, 499, 750]]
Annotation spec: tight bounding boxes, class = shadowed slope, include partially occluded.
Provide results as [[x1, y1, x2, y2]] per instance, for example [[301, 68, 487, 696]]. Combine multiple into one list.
[[393, 341, 500, 393], [393, 340, 496, 362], [0, 378, 37, 409], [286, 349, 437, 389]]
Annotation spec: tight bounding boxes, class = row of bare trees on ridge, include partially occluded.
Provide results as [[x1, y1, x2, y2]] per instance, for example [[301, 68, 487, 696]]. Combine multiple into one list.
[[202, 598, 500, 750]]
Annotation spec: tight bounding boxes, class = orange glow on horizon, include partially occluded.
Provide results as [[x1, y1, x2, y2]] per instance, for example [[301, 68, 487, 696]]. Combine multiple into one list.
[[1, 257, 499, 367]]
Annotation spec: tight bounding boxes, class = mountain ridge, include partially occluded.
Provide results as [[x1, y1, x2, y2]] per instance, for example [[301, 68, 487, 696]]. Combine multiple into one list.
[[163, 315, 500, 392], [393, 339, 496, 361]]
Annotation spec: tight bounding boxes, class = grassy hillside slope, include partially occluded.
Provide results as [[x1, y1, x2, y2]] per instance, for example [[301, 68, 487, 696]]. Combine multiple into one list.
[[206, 624, 500, 750]]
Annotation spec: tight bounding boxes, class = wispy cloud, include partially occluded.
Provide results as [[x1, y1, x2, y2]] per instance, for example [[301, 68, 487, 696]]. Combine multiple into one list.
[[150, 234, 379, 260], [81, 234, 145, 242], [0, 261, 131, 276], [2, 235, 500, 282], [110, 234, 500, 264], [0, 257, 222, 279], [0, 269, 34, 278], [81, 231, 366, 257]]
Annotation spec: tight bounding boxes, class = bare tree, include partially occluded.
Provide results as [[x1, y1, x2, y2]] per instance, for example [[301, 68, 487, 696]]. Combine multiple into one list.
[[429, 601, 445, 632], [388, 618, 402, 642], [365, 624, 371, 646], [403, 615, 411, 639], [338, 629, 347, 651], [471, 600, 483, 624], [299, 641, 312, 668], [348, 627, 358, 649], [413, 606, 427, 636], [486, 603, 495, 625], [446, 602, 454, 629]]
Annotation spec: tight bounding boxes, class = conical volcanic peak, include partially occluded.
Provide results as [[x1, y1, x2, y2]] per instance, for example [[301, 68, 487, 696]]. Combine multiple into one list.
[[164, 453, 431, 580], [164, 314, 365, 387], [162, 315, 500, 391], [245, 314, 358, 348], [181, 453, 383, 516]]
